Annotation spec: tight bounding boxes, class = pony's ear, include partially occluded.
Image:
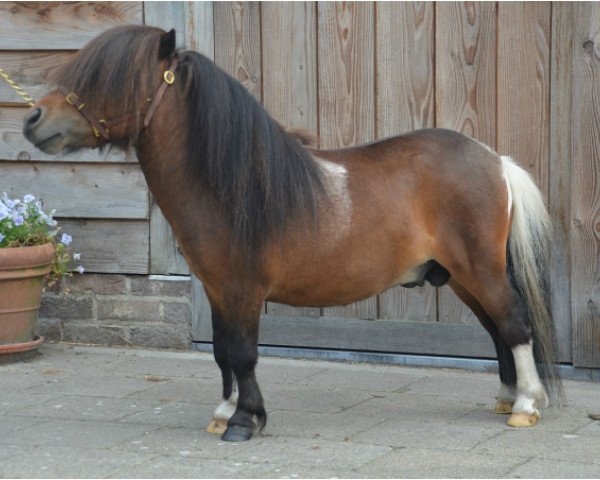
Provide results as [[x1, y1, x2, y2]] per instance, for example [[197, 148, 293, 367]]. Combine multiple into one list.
[[158, 29, 176, 59]]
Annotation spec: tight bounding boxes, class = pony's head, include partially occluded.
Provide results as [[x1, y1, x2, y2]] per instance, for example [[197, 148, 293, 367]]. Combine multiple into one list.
[[23, 25, 176, 154]]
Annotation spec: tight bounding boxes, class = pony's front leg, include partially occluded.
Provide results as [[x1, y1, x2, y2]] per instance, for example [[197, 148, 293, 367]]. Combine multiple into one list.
[[206, 309, 266, 440], [207, 381, 238, 434], [221, 320, 266, 442], [206, 312, 237, 434]]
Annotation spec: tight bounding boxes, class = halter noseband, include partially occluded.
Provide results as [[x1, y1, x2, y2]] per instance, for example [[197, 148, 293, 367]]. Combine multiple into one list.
[[58, 56, 179, 142]]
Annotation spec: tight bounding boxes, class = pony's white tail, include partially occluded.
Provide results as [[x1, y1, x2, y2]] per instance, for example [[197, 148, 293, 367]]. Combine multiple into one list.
[[501, 156, 562, 401]]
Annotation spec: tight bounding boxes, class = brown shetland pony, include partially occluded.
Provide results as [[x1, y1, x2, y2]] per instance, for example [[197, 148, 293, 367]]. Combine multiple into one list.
[[23, 26, 561, 442]]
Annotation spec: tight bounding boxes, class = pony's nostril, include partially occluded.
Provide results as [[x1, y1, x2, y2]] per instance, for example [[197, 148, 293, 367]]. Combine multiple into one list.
[[25, 108, 43, 128]]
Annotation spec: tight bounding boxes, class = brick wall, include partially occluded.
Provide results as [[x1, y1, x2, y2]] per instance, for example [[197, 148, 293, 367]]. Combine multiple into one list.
[[39, 274, 192, 349]]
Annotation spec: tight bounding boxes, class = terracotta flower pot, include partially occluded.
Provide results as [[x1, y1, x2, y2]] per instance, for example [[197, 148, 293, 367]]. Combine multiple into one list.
[[0, 242, 55, 354]]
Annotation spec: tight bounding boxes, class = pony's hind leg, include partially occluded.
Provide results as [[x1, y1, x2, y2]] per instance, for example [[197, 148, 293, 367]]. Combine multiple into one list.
[[449, 280, 516, 414], [459, 271, 548, 427], [493, 338, 517, 414], [206, 312, 237, 434]]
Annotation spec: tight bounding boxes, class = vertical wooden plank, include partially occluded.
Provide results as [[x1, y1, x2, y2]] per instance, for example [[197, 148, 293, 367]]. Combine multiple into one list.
[[319, 2, 377, 319], [144, 1, 187, 34], [318, 2, 375, 148], [262, 2, 319, 318], [262, 2, 317, 133], [549, 2, 573, 363], [214, 2, 262, 100], [571, 3, 600, 367], [376, 2, 434, 133], [435, 1, 496, 325], [144, 1, 190, 275], [376, 2, 438, 324], [435, 2, 496, 145], [497, 3, 551, 198], [186, 2, 215, 58]]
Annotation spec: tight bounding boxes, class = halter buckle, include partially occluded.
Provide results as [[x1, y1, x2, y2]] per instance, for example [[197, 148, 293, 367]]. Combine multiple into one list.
[[65, 92, 80, 106], [163, 70, 175, 85], [92, 120, 109, 139]]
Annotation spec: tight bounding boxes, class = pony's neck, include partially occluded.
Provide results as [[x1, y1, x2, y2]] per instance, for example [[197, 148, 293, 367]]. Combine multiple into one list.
[[134, 99, 230, 269]]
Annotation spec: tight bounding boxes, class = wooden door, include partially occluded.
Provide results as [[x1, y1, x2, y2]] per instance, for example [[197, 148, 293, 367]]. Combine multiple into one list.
[[179, 2, 588, 364]]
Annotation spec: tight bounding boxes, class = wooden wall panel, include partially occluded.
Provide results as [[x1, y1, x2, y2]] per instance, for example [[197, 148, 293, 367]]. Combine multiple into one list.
[[59, 220, 149, 274], [0, 2, 143, 50], [1, 162, 149, 219], [214, 2, 262, 100], [435, 2, 496, 326], [262, 2, 319, 318], [571, 3, 600, 368], [0, 52, 74, 105], [318, 2, 377, 319], [497, 3, 551, 197], [376, 2, 437, 324]]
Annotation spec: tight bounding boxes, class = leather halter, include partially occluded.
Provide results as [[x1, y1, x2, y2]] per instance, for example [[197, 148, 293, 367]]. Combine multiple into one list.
[[58, 56, 179, 143]]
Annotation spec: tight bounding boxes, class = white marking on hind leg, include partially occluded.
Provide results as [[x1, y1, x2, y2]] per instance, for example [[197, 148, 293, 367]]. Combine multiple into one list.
[[511, 340, 548, 415]]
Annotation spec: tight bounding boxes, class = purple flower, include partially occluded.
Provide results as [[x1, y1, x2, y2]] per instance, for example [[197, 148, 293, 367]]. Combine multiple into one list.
[[61, 233, 72, 245], [76, 265, 85, 274], [2, 193, 18, 209], [23, 194, 35, 203], [13, 215, 24, 226]]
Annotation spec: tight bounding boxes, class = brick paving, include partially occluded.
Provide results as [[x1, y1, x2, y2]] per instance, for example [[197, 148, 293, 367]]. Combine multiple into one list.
[[1, 343, 599, 478]]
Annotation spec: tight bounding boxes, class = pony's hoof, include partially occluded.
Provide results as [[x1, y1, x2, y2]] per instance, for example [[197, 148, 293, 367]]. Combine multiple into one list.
[[494, 401, 513, 414], [221, 425, 253, 442], [507, 411, 539, 427], [206, 418, 228, 435]]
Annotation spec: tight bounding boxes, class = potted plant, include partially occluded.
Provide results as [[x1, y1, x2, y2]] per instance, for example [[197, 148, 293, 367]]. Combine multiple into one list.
[[0, 192, 83, 357]]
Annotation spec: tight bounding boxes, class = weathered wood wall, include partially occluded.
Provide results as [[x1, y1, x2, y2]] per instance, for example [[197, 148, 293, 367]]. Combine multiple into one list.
[[1, 2, 598, 367]]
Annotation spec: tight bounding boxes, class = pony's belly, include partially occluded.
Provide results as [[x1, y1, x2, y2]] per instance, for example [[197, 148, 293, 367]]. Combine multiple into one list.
[[267, 269, 397, 308], [268, 259, 450, 308]]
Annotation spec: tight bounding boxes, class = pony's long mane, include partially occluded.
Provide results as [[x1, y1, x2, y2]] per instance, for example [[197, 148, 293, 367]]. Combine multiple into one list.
[[53, 25, 327, 260], [177, 50, 326, 258]]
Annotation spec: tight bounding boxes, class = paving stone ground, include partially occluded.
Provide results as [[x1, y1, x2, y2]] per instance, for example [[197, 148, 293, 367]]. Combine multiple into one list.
[[1, 343, 599, 479]]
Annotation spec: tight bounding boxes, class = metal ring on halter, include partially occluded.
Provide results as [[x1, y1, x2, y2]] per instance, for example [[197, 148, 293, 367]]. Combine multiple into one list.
[[163, 70, 175, 85]]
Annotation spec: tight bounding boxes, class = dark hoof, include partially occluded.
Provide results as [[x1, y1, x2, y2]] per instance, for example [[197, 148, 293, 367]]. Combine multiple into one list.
[[221, 425, 253, 442]]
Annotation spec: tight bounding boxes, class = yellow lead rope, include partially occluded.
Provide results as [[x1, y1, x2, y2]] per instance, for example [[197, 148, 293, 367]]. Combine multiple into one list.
[[0, 67, 35, 106]]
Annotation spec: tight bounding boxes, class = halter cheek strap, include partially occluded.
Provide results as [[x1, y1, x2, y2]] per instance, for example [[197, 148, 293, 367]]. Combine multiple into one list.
[[144, 56, 178, 128], [59, 56, 179, 143]]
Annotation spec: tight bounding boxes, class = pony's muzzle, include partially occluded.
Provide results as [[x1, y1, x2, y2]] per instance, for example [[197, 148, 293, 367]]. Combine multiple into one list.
[[23, 107, 43, 135]]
